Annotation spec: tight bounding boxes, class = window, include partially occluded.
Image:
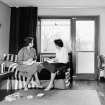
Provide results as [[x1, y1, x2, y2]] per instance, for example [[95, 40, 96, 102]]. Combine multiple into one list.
[[40, 19, 71, 53]]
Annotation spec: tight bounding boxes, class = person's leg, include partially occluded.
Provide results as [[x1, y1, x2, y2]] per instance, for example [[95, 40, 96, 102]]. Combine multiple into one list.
[[33, 63, 44, 88], [34, 72, 43, 88], [24, 74, 32, 91], [24, 64, 41, 89], [44, 72, 56, 91], [18, 72, 25, 89], [44, 63, 66, 91], [41, 62, 56, 91], [35, 72, 40, 84]]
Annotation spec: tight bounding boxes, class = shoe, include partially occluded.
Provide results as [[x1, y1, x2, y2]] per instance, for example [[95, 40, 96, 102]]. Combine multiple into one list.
[[44, 85, 54, 91]]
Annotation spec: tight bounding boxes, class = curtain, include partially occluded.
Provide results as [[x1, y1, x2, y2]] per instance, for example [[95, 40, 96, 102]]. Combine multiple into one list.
[[9, 7, 38, 54]]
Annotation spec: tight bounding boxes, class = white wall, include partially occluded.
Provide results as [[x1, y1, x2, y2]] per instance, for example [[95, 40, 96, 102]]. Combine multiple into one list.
[[0, 2, 11, 56], [38, 7, 105, 55]]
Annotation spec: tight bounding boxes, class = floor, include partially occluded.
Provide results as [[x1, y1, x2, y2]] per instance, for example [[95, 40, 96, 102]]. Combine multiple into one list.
[[0, 80, 105, 105], [71, 80, 105, 105]]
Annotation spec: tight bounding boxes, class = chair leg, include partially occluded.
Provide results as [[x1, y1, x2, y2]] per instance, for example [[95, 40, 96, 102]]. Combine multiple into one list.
[[7, 78, 13, 91], [19, 80, 23, 89], [7, 78, 10, 91], [28, 82, 31, 88], [15, 79, 19, 90], [98, 73, 100, 80], [65, 68, 71, 88], [23, 77, 26, 88]]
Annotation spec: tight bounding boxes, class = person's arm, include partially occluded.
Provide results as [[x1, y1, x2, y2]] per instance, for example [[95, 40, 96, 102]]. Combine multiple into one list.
[[23, 58, 33, 65], [53, 58, 58, 62], [23, 59, 34, 65], [33, 48, 37, 61], [52, 49, 59, 62], [17, 48, 24, 64]]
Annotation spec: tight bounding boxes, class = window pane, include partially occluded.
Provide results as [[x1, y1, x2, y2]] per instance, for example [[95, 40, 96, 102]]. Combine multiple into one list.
[[76, 21, 95, 51], [76, 52, 94, 73]]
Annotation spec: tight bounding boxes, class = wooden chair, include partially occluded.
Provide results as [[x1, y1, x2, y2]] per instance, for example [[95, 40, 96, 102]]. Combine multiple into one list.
[[9, 60, 38, 90], [97, 55, 105, 80], [0, 54, 17, 90], [0, 53, 38, 90]]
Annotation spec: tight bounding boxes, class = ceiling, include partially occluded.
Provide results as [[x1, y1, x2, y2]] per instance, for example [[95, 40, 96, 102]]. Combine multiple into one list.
[[0, 0, 105, 8]]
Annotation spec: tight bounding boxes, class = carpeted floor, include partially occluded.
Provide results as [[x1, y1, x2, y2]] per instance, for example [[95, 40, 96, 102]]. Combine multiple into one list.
[[1, 89, 101, 105]]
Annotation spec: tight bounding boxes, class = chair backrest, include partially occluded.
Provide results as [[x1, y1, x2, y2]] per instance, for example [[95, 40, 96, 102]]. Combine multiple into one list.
[[3, 54, 17, 62], [0, 54, 18, 73], [100, 55, 105, 63], [0, 62, 5, 73], [97, 55, 105, 69]]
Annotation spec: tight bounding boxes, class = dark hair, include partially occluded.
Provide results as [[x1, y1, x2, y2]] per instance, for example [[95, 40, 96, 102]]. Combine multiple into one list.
[[24, 36, 34, 46], [54, 39, 63, 47]]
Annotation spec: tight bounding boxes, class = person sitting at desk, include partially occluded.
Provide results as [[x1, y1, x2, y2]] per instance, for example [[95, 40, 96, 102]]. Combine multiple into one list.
[[40, 39, 69, 91], [17, 36, 42, 91]]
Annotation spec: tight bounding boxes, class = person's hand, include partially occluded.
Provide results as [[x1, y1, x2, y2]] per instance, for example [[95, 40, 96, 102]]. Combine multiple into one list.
[[26, 61, 34, 65], [23, 58, 34, 65], [27, 58, 33, 62], [52, 58, 58, 62]]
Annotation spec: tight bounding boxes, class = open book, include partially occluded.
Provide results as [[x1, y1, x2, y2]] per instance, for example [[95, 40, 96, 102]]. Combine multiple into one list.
[[45, 58, 55, 63]]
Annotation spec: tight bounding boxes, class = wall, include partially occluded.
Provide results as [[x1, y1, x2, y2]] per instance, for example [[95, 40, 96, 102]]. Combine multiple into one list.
[[0, 2, 11, 56], [38, 7, 105, 55], [0, 2, 105, 56]]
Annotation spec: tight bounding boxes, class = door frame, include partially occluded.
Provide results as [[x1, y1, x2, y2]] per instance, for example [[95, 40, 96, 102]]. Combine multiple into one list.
[[71, 16, 99, 80]]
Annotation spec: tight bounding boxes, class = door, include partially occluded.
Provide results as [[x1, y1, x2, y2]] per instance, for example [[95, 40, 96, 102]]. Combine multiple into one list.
[[72, 17, 99, 80]]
